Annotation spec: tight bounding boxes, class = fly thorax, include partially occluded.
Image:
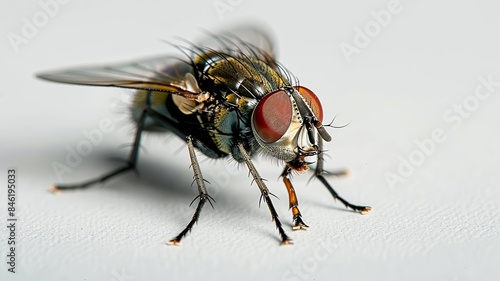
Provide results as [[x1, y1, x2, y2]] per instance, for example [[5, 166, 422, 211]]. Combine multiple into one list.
[[212, 93, 257, 155]]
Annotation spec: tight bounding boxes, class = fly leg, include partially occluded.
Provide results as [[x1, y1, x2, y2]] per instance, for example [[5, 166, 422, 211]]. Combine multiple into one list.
[[50, 110, 147, 192], [237, 142, 292, 245], [315, 137, 371, 214], [282, 166, 309, 230], [167, 136, 214, 245]]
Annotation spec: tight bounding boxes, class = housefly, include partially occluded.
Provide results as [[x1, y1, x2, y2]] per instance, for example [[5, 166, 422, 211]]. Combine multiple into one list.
[[37, 27, 371, 245]]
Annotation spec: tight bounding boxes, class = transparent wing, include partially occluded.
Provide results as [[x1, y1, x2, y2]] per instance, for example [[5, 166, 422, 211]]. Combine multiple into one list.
[[37, 26, 277, 96], [36, 55, 199, 97]]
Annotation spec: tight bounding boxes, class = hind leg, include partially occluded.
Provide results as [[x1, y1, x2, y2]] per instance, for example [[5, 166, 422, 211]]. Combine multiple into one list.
[[51, 109, 147, 192]]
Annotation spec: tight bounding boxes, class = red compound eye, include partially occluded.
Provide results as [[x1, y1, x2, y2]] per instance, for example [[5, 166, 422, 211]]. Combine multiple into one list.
[[252, 90, 292, 143], [294, 86, 323, 122]]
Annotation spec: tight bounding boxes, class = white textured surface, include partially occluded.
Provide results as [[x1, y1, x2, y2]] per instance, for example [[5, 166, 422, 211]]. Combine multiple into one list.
[[1, 0, 500, 280]]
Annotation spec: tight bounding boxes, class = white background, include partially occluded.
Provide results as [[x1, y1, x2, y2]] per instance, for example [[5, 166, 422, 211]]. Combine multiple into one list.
[[1, 0, 500, 280]]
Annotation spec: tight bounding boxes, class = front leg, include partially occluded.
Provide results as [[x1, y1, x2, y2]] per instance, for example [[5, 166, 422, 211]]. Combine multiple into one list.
[[315, 137, 371, 214], [281, 166, 309, 230], [237, 143, 293, 245]]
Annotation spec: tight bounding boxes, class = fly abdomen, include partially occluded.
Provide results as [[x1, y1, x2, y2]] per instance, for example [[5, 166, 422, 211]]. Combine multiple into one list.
[[131, 90, 171, 131]]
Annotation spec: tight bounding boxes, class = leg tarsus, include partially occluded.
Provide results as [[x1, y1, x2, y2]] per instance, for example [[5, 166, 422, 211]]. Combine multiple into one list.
[[262, 192, 293, 245], [50, 165, 134, 192], [316, 174, 371, 214], [167, 195, 207, 246], [292, 215, 309, 230], [315, 137, 371, 214]]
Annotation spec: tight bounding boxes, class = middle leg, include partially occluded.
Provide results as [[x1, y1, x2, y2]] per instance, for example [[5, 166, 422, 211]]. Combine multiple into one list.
[[167, 136, 215, 245]]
